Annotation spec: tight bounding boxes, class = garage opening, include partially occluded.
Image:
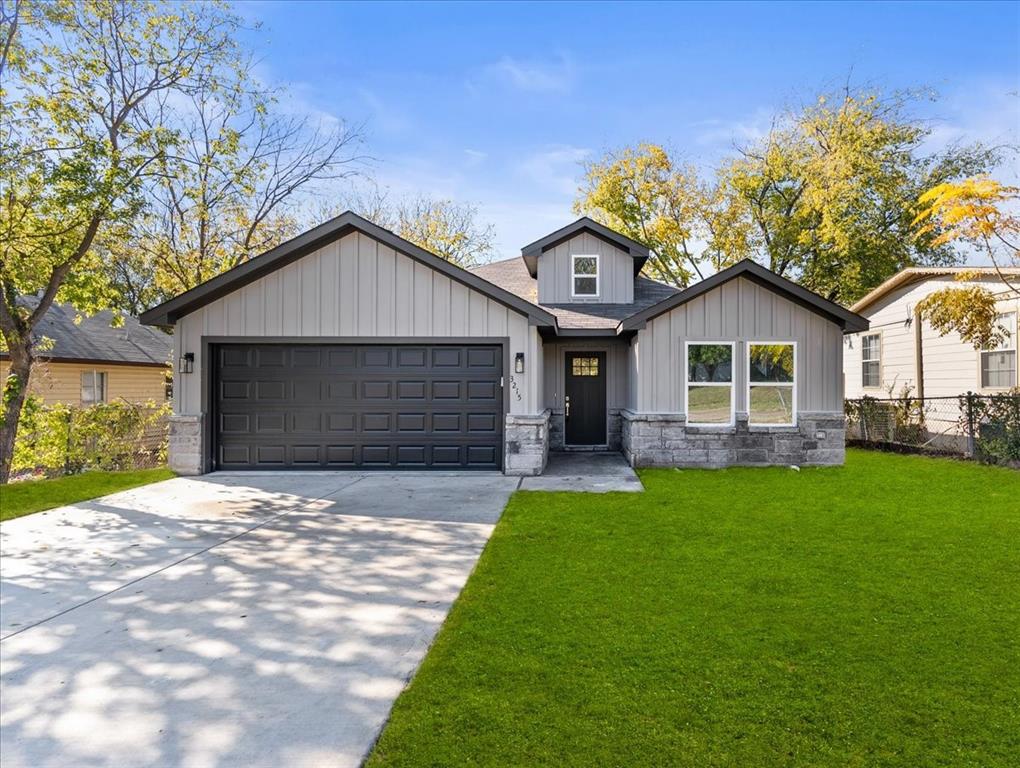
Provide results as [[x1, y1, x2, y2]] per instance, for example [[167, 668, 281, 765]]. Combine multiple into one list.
[[212, 343, 504, 470]]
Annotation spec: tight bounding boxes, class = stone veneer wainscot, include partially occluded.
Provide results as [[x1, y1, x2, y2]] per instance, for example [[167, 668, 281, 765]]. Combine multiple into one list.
[[621, 410, 846, 468]]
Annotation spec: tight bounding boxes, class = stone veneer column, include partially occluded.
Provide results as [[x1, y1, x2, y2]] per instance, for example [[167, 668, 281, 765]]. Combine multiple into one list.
[[504, 410, 551, 476], [621, 410, 846, 468], [168, 414, 204, 475]]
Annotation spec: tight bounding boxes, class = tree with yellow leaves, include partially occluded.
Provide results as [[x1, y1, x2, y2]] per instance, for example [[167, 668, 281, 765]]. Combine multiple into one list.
[[914, 177, 1019, 348]]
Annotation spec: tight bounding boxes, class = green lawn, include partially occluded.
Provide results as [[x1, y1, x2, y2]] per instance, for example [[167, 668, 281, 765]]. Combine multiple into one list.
[[0, 468, 175, 522], [368, 450, 1020, 767]]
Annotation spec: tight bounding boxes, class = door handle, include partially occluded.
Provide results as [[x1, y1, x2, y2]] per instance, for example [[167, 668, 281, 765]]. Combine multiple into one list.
[[565, 395, 570, 419]]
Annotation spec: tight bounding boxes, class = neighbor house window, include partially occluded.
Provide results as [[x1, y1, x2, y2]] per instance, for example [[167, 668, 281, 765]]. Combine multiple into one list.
[[748, 343, 796, 425], [686, 343, 734, 426], [81, 371, 107, 405], [572, 254, 599, 297], [981, 312, 1017, 389], [861, 333, 881, 389]]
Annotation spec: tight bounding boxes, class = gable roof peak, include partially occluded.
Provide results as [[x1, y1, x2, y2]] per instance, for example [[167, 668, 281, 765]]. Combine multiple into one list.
[[520, 217, 650, 277]]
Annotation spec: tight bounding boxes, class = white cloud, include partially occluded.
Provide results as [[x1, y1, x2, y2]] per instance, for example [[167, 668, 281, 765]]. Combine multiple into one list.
[[689, 107, 775, 152], [463, 149, 488, 167], [477, 53, 576, 93], [516, 144, 591, 196]]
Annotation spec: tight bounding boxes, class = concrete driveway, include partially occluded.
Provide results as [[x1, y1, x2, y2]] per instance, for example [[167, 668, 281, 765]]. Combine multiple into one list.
[[0, 472, 519, 768]]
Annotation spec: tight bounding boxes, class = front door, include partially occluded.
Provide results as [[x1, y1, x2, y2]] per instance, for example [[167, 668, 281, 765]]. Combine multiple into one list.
[[564, 352, 607, 446]]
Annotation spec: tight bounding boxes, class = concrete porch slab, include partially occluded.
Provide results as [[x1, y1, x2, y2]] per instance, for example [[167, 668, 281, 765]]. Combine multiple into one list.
[[517, 452, 643, 493]]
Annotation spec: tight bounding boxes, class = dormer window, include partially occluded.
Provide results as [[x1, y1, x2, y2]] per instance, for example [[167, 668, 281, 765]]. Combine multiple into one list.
[[572, 254, 599, 297]]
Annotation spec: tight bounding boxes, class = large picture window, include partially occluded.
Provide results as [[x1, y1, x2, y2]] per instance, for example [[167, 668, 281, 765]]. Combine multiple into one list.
[[81, 370, 107, 405], [571, 254, 599, 297], [748, 343, 796, 426], [981, 312, 1016, 389], [685, 343, 734, 426], [861, 333, 881, 389]]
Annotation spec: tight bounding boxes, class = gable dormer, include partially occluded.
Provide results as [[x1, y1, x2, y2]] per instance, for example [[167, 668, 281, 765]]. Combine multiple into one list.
[[521, 218, 649, 305]]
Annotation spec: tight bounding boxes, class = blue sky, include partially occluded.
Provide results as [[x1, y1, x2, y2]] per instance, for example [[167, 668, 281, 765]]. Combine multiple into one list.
[[236, 0, 1020, 260]]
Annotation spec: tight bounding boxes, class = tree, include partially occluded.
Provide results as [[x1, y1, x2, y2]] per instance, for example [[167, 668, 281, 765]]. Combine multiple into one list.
[[913, 177, 1019, 348], [574, 144, 714, 287], [391, 196, 495, 267], [110, 63, 363, 312], [713, 90, 999, 303], [321, 190, 497, 268], [0, 0, 242, 482], [575, 91, 1000, 300]]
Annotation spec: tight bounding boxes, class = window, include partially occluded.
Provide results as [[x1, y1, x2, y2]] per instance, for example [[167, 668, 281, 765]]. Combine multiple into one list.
[[571, 254, 599, 297], [861, 333, 881, 389], [571, 357, 600, 376], [748, 343, 796, 425], [981, 312, 1017, 389], [81, 371, 107, 405], [685, 343, 734, 426]]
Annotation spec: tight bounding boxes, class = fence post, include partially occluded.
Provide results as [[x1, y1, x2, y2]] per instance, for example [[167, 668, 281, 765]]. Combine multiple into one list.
[[64, 408, 73, 475], [965, 392, 976, 458]]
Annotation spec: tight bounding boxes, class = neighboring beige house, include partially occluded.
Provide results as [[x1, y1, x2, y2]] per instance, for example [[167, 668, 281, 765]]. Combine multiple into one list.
[[141, 212, 867, 476], [0, 300, 172, 407], [844, 268, 1020, 401]]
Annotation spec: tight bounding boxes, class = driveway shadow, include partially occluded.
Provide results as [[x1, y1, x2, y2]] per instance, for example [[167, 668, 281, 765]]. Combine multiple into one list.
[[0, 473, 517, 768]]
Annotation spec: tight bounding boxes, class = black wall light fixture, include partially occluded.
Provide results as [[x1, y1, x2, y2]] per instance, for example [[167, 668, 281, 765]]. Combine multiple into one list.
[[514, 352, 525, 374], [179, 352, 195, 374]]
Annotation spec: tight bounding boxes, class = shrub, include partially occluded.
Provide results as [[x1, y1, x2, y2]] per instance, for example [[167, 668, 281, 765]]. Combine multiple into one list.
[[12, 396, 170, 477]]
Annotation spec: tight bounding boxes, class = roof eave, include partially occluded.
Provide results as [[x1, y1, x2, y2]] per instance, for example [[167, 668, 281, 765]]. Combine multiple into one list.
[[520, 217, 650, 278], [140, 212, 557, 329], [618, 260, 870, 334]]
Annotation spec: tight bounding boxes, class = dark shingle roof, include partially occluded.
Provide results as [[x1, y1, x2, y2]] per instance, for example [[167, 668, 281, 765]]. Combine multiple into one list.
[[470, 257, 680, 330], [4, 298, 171, 366]]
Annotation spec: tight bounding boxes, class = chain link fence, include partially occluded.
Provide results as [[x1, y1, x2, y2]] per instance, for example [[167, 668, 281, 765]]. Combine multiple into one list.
[[10, 399, 170, 481], [845, 392, 1020, 467]]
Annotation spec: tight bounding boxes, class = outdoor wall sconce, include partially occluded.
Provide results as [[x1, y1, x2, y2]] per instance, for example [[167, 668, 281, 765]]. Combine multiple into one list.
[[179, 352, 194, 374], [514, 352, 525, 374]]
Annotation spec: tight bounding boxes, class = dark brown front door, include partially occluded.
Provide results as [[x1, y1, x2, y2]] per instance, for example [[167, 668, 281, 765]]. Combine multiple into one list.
[[564, 352, 607, 446]]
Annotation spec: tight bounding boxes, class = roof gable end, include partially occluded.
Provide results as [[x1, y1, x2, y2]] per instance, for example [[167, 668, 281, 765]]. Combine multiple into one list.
[[520, 217, 650, 277], [140, 211, 557, 327], [619, 260, 869, 333]]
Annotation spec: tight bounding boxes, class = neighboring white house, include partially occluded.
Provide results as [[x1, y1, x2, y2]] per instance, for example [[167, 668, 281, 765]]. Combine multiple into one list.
[[844, 267, 1019, 400]]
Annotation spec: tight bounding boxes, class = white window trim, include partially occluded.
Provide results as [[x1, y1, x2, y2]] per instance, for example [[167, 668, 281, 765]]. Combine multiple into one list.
[[571, 254, 600, 298], [747, 341, 798, 427], [861, 331, 882, 390], [684, 341, 736, 428], [81, 370, 107, 405], [978, 309, 1018, 391]]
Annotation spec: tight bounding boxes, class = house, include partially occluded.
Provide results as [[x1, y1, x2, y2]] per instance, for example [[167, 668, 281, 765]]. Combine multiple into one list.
[[139, 212, 868, 476], [844, 268, 1019, 400], [1, 299, 171, 407]]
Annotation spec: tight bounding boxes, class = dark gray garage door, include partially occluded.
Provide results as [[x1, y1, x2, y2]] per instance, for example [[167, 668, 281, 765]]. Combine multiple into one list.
[[213, 343, 504, 470]]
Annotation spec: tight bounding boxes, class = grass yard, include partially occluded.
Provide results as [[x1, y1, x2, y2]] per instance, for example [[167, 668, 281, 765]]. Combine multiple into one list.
[[0, 468, 175, 522], [368, 450, 1020, 767]]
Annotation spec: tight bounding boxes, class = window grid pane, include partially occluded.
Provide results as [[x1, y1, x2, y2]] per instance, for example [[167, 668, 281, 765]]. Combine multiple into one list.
[[688, 344, 733, 383], [749, 344, 794, 383], [571, 357, 600, 377], [981, 350, 1016, 388], [749, 384, 794, 424], [687, 385, 732, 425], [573, 276, 597, 296]]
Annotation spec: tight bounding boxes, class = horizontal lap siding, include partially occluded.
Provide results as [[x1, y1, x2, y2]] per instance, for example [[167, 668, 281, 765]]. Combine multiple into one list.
[[844, 276, 1019, 399], [0, 360, 168, 406], [634, 276, 843, 413], [175, 232, 540, 416]]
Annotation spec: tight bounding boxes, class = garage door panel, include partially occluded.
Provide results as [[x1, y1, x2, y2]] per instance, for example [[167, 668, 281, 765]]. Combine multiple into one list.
[[214, 343, 503, 470]]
